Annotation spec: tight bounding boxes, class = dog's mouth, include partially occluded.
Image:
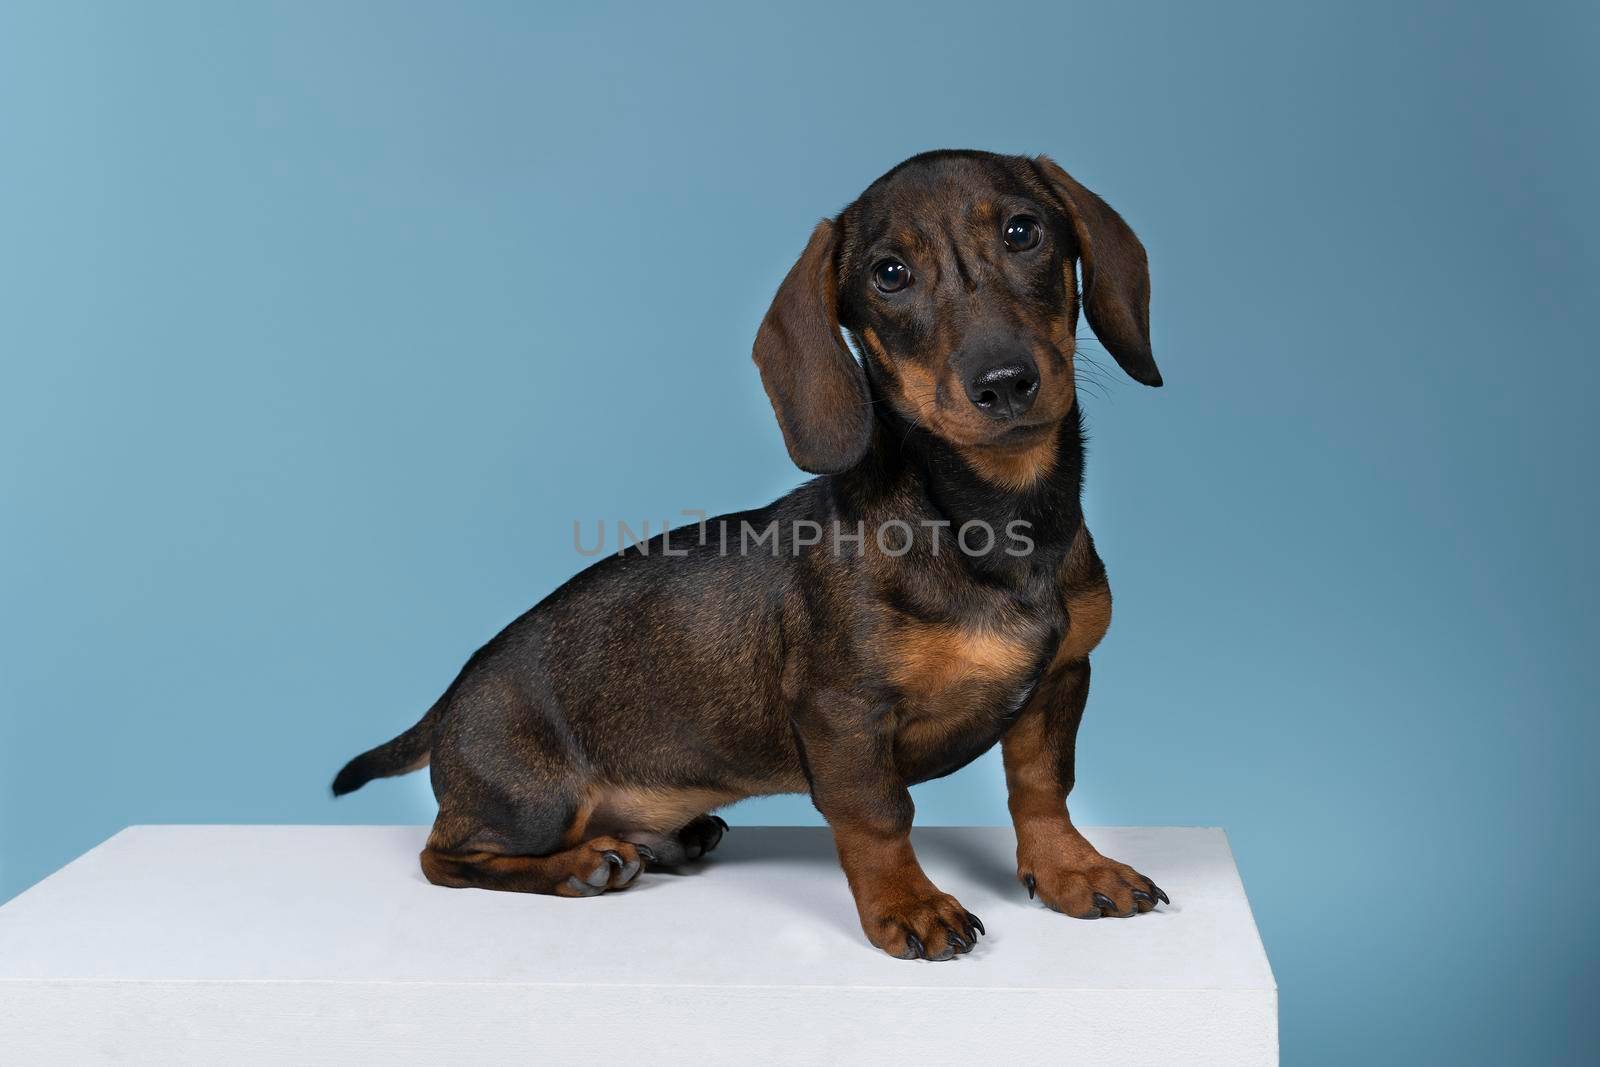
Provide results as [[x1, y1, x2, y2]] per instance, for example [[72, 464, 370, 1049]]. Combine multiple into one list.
[[991, 420, 1054, 443], [918, 403, 1063, 452]]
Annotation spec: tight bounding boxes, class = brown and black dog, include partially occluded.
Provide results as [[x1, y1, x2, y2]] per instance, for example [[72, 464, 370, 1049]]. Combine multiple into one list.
[[333, 149, 1168, 961]]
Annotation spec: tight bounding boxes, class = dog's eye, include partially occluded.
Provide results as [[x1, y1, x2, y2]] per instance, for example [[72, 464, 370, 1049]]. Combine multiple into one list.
[[872, 258, 912, 294], [1003, 215, 1042, 252]]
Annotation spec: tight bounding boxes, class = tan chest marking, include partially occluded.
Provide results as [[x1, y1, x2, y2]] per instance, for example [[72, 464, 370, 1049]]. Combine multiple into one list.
[[888, 623, 1038, 700]]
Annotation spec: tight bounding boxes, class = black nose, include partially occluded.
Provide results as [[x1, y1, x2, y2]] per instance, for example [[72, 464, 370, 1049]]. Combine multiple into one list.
[[965, 361, 1039, 420]]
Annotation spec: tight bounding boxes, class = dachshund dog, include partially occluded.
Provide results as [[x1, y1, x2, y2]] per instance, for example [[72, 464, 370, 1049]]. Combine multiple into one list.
[[333, 149, 1169, 961]]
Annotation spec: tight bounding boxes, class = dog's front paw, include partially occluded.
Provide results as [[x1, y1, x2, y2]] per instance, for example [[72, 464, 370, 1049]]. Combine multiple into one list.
[[1019, 850, 1169, 919], [860, 890, 984, 961]]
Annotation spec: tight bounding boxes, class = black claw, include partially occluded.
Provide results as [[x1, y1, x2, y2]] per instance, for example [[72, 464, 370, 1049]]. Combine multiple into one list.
[[602, 850, 624, 870], [905, 933, 926, 960], [965, 912, 985, 936], [635, 844, 656, 863], [711, 815, 729, 832], [946, 927, 969, 952], [1023, 874, 1036, 899], [1151, 883, 1170, 905], [1132, 889, 1153, 908], [1092, 892, 1117, 912]]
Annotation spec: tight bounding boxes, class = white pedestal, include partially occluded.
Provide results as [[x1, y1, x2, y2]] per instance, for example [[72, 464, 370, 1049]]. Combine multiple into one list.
[[0, 825, 1276, 1064]]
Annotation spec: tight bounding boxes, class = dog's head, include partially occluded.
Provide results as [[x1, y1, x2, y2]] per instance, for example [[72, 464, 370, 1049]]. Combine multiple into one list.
[[754, 150, 1160, 478]]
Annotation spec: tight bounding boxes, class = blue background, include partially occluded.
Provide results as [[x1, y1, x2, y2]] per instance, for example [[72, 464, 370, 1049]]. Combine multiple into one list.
[[2, 2, 1595, 1060]]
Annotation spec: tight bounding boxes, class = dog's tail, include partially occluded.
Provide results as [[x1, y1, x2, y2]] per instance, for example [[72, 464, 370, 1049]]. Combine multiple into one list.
[[330, 696, 444, 797]]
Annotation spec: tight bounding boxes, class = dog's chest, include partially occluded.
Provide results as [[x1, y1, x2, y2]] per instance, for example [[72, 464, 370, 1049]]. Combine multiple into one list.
[[882, 612, 1055, 781]]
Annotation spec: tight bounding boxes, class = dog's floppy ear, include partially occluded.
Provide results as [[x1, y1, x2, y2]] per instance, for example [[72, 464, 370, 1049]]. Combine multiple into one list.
[[752, 220, 872, 474], [1033, 155, 1162, 387]]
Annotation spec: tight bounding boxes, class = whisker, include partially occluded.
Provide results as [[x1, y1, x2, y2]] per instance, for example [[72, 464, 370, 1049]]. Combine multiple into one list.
[[896, 386, 939, 453]]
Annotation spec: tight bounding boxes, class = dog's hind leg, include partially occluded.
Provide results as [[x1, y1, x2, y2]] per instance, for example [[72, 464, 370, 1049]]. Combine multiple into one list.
[[418, 668, 656, 895], [420, 815, 646, 897]]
